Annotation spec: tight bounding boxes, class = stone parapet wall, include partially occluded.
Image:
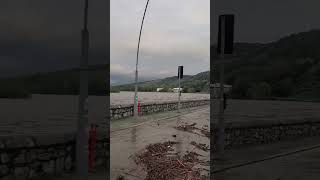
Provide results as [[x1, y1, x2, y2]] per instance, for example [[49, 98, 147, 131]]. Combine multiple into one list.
[[110, 99, 210, 120], [213, 119, 320, 150], [0, 133, 108, 179]]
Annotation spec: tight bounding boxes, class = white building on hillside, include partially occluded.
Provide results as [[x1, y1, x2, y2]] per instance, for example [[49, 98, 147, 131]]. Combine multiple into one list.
[[156, 88, 164, 92], [172, 88, 183, 93]]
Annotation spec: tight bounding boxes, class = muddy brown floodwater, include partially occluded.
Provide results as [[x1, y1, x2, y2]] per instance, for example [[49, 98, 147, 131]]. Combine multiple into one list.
[[212, 99, 320, 123], [0, 92, 209, 136]]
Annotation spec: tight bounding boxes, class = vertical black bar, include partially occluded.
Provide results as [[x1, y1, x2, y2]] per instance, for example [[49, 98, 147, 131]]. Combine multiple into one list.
[[211, 13, 235, 179], [106, 0, 110, 178], [178, 66, 183, 79], [217, 15, 234, 55], [210, 1, 215, 179], [77, 0, 89, 178], [180, 66, 183, 79]]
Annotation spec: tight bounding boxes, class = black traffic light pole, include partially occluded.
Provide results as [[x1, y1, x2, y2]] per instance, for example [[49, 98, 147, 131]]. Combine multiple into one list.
[[215, 14, 234, 157], [178, 66, 183, 112]]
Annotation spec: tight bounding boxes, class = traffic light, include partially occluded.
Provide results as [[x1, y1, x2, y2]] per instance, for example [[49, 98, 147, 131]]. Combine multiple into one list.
[[178, 66, 183, 79], [217, 14, 234, 55]]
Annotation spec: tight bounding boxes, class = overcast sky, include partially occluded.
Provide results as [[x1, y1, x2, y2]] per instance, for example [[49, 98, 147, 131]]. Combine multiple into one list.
[[111, 0, 210, 85], [212, 0, 320, 43], [1, 0, 320, 83], [111, 0, 320, 85], [0, 0, 107, 78]]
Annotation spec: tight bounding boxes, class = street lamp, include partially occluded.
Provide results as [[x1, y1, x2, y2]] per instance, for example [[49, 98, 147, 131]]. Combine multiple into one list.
[[134, 0, 151, 118], [77, 0, 89, 178]]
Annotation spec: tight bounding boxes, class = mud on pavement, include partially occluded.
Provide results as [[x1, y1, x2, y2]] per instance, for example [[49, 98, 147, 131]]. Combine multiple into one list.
[[111, 106, 210, 180]]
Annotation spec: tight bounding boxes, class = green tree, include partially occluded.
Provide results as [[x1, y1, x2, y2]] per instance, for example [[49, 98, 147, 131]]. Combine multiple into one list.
[[159, 87, 169, 92], [187, 87, 196, 93]]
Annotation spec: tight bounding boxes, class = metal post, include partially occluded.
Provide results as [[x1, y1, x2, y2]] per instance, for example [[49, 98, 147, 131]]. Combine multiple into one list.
[[217, 17, 225, 155], [134, 0, 151, 118], [178, 74, 181, 113], [210, 58, 215, 177], [77, 0, 89, 178], [134, 69, 139, 117]]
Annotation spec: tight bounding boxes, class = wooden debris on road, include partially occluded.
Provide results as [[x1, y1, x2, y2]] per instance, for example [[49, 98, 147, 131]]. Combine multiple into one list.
[[174, 123, 198, 132], [134, 141, 208, 180], [200, 129, 210, 138], [190, 141, 210, 152]]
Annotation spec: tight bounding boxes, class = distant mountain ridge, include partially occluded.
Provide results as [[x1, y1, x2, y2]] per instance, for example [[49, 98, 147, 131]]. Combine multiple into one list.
[[1, 29, 320, 99], [221, 29, 320, 99], [111, 72, 210, 93], [113, 29, 320, 99], [111, 42, 270, 93], [0, 64, 109, 96]]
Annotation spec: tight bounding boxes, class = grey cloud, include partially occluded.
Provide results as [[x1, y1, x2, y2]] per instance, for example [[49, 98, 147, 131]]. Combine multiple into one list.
[[212, 0, 320, 43], [111, 0, 210, 84], [0, 0, 108, 77]]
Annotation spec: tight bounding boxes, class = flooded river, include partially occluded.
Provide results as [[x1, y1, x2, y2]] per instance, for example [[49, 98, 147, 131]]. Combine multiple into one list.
[[1, 93, 320, 136], [110, 91, 209, 105], [0, 92, 208, 135]]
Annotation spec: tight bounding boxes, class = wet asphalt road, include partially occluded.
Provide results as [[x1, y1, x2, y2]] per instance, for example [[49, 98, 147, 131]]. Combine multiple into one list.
[[213, 136, 320, 180], [42, 100, 320, 180]]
